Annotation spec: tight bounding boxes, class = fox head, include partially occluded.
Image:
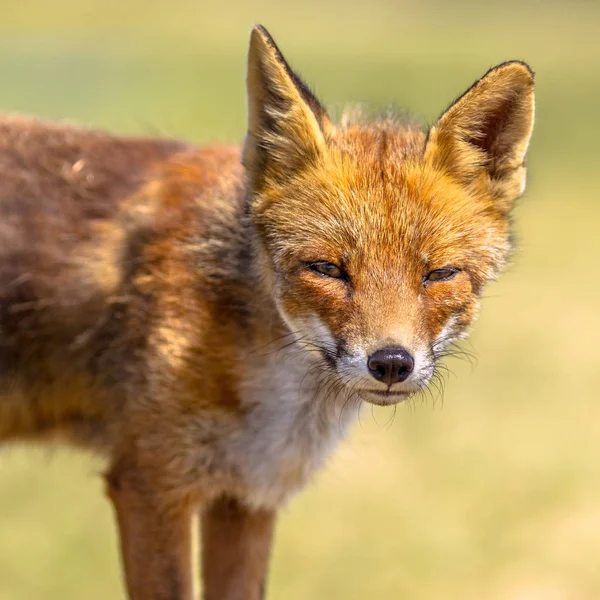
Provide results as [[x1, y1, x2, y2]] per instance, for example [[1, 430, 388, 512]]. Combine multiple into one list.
[[243, 25, 535, 406]]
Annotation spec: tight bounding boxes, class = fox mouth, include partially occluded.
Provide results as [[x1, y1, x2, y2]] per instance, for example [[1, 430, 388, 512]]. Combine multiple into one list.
[[358, 388, 412, 406]]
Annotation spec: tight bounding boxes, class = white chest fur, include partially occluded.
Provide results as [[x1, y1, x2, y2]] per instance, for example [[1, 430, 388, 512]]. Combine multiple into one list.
[[224, 348, 357, 509]]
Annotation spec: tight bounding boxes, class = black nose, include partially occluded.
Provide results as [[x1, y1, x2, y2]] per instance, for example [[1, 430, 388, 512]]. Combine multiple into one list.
[[367, 347, 414, 385]]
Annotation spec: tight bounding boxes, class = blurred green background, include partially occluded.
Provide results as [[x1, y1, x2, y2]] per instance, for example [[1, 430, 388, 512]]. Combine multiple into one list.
[[1, 0, 599, 598]]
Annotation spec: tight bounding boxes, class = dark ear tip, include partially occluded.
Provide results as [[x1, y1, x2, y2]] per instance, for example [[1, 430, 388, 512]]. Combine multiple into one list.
[[490, 60, 535, 85], [250, 24, 274, 46], [510, 60, 534, 79]]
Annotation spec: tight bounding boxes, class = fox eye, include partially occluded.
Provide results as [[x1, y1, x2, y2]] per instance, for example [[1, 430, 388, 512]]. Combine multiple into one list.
[[308, 261, 347, 280], [424, 267, 460, 284]]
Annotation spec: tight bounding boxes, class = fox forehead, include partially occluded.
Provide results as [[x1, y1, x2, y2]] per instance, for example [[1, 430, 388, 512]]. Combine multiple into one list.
[[255, 123, 510, 279]]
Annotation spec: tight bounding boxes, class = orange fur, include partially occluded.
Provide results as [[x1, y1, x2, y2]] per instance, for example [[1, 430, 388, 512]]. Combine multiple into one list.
[[0, 25, 534, 600]]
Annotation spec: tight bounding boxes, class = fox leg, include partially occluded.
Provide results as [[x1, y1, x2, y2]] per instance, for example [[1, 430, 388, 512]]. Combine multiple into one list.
[[105, 464, 195, 600], [201, 496, 276, 600]]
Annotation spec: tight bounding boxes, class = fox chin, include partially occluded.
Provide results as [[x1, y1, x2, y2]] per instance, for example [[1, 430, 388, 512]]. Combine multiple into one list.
[[0, 24, 534, 600]]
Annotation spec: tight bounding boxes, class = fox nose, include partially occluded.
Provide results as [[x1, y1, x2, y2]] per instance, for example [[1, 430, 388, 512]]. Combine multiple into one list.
[[367, 347, 414, 385]]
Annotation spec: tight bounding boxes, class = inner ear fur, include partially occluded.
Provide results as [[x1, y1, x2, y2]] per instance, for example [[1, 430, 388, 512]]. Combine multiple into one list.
[[243, 25, 332, 192], [424, 61, 535, 211]]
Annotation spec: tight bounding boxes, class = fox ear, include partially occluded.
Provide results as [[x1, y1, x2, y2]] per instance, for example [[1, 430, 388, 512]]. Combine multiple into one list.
[[243, 25, 331, 192], [424, 62, 535, 212]]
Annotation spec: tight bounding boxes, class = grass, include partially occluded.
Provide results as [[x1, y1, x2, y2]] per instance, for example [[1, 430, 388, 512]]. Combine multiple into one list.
[[0, 1, 599, 598]]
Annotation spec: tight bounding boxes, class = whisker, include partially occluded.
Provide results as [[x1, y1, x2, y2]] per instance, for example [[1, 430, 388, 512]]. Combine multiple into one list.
[[248, 330, 301, 356], [383, 405, 397, 431]]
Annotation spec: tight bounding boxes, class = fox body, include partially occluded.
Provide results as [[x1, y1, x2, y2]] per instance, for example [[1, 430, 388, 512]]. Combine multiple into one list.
[[0, 25, 534, 600]]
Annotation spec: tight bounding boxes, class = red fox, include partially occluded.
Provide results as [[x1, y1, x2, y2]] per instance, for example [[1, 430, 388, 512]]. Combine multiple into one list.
[[0, 24, 534, 600]]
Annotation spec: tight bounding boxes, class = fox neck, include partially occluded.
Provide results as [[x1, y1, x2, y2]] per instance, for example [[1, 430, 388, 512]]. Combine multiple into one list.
[[188, 196, 357, 507]]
